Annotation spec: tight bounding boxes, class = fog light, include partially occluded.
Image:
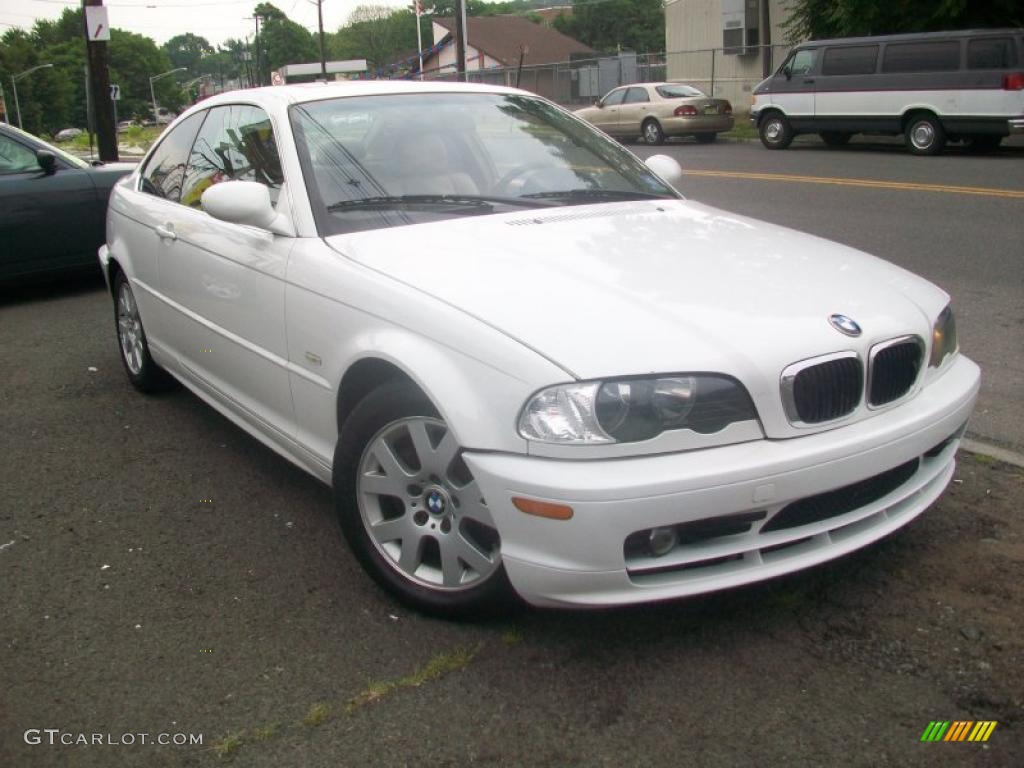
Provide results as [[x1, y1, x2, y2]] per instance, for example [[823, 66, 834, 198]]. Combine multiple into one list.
[[647, 526, 678, 557]]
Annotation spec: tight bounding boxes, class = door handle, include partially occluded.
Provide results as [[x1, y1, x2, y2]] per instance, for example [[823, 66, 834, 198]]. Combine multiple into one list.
[[155, 224, 177, 241]]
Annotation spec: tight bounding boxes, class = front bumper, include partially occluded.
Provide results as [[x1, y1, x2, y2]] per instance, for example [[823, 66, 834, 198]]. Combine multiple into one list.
[[464, 355, 980, 607]]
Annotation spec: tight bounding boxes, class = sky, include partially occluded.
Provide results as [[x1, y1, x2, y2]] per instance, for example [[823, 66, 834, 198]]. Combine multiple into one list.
[[0, 0, 413, 48]]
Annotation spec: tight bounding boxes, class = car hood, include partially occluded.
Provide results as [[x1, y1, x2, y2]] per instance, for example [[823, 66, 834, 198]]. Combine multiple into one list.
[[324, 199, 946, 389]]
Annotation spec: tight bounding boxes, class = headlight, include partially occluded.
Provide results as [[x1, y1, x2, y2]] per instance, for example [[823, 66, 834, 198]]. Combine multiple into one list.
[[518, 375, 757, 444], [929, 305, 958, 368]]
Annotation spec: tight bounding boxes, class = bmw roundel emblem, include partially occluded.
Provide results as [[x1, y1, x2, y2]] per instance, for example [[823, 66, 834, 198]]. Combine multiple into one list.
[[828, 314, 862, 337], [426, 490, 446, 515]]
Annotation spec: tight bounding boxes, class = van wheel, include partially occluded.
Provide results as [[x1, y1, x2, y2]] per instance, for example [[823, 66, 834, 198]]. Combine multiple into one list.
[[820, 131, 852, 147], [642, 119, 665, 145], [333, 379, 513, 618], [905, 114, 946, 155], [759, 114, 793, 149]]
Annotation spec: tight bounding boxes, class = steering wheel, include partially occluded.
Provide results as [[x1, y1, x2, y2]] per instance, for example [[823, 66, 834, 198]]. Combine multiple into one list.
[[491, 162, 553, 195]]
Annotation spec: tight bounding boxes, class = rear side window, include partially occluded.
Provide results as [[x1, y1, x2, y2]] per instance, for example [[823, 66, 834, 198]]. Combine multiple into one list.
[[882, 41, 960, 73], [967, 38, 1016, 69], [822, 45, 878, 76], [181, 104, 283, 209], [140, 112, 206, 201]]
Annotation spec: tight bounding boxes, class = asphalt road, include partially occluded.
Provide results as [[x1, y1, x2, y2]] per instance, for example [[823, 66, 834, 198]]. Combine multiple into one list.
[[3, 139, 1024, 767], [632, 136, 1024, 452]]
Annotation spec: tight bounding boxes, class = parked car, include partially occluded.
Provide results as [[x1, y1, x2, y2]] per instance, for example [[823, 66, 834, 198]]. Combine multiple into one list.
[[0, 123, 134, 282], [751, 28, 1024, 154], [575, 82, 734, 144], [54, 127, 83, 142], [101, 82, 978, 616]]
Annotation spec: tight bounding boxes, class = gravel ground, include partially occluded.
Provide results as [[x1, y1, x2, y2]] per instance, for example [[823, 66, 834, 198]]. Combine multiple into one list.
[[2, 275, 1022, 768]]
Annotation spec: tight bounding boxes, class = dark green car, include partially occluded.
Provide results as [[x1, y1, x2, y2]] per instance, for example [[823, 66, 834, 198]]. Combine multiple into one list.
[[0, 123, 134, 282]]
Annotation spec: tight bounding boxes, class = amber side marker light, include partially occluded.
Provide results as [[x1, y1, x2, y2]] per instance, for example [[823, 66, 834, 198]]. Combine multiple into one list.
[[512, 497, 574, 520]]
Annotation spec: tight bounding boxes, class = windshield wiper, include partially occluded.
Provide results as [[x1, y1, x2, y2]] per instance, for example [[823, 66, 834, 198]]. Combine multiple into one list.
[[521, 189, 673, 202], [326, 194, 555, 212]]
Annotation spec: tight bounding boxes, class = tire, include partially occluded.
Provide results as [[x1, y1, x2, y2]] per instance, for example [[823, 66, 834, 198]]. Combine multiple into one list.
[[968, 135, 1002, 153], [642, 118, 665, 145], [904, 113, 946, 156], [113, 270, 177, 393], [759, 113, 793, 149], [820, 131, 852, 147], [333, 379, 513, 618], [694, 133, 717, 144]]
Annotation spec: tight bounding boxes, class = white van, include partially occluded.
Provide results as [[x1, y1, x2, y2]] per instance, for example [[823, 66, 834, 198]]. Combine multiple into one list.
[[751, 29, 1024, 154]]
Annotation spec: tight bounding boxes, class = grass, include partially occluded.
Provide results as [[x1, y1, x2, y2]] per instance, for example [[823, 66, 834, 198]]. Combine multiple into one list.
[[722, 118, 758, 140], [212, 732, 243, 759], [302, 703, 330, 727], [55, 125, 162, 154], [252, 723, 279, 740], [344, 645, 479, 714]]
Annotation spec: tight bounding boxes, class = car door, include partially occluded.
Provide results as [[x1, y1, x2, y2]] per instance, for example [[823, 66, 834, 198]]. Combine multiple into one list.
[[0, 131, 99, 280], [590, 87, 627, 134], [160, 103, 296, 439], [770, 48, 819, 124], [618, 86, 652, 136]]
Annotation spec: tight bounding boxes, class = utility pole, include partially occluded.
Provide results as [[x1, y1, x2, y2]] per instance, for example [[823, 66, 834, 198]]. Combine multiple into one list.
[[83, 0, 117, 161], [453, 0, 467, 82], [317, 0, 327, 80], [251, 14, 262, 86], [760, 0, 772, 79]]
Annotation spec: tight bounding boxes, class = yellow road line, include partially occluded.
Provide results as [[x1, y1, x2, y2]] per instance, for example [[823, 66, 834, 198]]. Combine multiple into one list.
[[681, 169, 1024, 199]]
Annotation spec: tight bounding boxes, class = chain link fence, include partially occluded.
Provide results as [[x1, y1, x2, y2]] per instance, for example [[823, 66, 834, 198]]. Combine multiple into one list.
[[416, 45, 793, 113]]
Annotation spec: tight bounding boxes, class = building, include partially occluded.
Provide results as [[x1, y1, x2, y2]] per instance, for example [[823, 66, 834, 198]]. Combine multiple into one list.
[[423, 15, 596, 83], [664, 0, 797, 110]]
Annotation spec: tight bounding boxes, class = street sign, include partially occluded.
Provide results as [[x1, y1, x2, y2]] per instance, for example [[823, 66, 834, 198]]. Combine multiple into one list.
[[110, 84, 120, 101], [85, 6, 110, 42]]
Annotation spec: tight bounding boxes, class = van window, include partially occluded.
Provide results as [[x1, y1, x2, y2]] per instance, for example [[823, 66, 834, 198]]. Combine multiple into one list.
[[967, 38, 1016, 69], [782, 49, 816, 76], [882, 41, 960, 73], [822, 45, 879, 76]]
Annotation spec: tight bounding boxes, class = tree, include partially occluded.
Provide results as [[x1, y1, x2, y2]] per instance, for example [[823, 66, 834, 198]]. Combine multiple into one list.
[[553, 0, 664, 53], [163, 33, 213, 75], [329, 6, 420, 71], [254, 2, 317, 76], [784, 0, 1024, 43]]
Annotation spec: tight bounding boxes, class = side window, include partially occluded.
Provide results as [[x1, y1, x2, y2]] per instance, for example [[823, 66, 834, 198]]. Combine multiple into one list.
[[967, 38, 1016, 69], [0, 134, 39, 174], [822, 45, 879, 76], [602, 89, 627, 107], [140, 112, 206, 201], [788, 49, 816, 76], [181, 104, 283, 209], [624, 87, 649, 104], [882, 41, 961, 73]]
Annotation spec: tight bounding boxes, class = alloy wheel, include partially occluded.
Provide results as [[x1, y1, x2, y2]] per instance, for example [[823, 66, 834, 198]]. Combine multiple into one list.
[[117, 281, 145, 375]]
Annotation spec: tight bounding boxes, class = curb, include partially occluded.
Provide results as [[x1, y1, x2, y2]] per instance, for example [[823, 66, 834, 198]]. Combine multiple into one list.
[[961, 438, 1024, 469]]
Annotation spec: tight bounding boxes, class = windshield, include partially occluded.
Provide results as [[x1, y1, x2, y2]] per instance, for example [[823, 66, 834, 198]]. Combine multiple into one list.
[[291, 92, 679, 235], [655, 84, 705, 99]]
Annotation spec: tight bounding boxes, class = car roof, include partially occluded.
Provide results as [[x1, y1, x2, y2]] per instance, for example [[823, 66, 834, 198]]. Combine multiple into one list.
[[799, 28, 1024, 48]]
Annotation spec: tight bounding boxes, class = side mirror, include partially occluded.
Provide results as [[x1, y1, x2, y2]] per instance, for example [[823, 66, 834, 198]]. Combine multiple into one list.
[[644, 154, 683, 187], [594, 99, 603, 108], [201, 180, 295, 236], [36, 150, 57, 175]]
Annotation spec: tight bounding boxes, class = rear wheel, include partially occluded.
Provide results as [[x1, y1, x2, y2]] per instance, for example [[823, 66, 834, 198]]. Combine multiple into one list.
[[820, 131, 852, 147], [333, 380, 512, 618], [694, 133, 717, 144], [904, 113, 946, 155], [113, 270, 177, 393], [759, 113, 793, 149], [642, 118, 665, 145]]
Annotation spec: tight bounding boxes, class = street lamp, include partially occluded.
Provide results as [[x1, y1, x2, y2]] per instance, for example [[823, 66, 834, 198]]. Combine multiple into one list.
[[149, 67, 187, 123], [11, 63, 54, 130]]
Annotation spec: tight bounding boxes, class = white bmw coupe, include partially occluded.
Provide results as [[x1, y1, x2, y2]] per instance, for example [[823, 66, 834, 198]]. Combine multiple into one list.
[[101, 81, 979, 616]]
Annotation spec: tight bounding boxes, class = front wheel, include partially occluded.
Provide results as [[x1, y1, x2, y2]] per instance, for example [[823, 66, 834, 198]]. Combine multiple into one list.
[[113, 271, 176, 393], [759, 113, 793, 149], [905, 114, 946, 155], [642, 118, 665, 145], [333, 380, 512, 617]]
